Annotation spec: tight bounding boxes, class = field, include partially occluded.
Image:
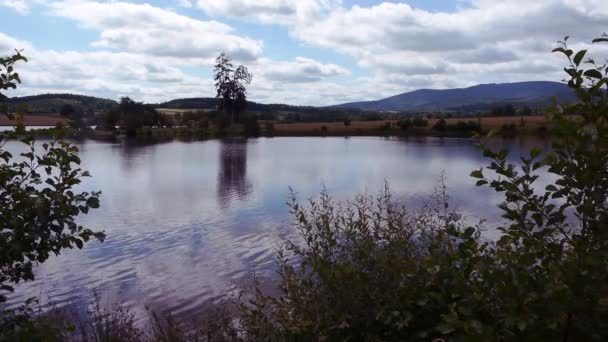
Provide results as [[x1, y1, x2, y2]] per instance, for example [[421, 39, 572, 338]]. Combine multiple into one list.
[[0, 114, 68, 127], [273, 115, 550, 136]]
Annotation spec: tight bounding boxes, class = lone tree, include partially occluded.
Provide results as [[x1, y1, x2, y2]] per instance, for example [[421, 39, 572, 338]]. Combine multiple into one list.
[[213, 53, 252, 124]]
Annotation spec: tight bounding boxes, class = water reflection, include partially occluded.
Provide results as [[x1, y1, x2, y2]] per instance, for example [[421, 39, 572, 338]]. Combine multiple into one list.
[[217, 139, 252, 208]]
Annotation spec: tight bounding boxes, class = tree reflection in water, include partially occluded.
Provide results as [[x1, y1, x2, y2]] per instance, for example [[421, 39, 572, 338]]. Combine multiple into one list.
[[217, 139, 252, 208]]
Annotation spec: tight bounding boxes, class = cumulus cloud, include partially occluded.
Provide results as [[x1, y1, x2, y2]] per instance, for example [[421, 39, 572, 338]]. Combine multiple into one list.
[[196, 0, 340, 25], [48, 0, 263, 61], [256, 57, 349, 83], [294, 1, 608, 54], [0, 0, 29, 14]]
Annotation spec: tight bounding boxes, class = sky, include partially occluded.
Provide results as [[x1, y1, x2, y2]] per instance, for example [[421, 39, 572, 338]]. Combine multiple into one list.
[[0, 0, 607, 105]]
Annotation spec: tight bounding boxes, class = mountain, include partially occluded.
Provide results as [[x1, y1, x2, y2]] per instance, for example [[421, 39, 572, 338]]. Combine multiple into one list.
[[6, 94, 118, 115], [332, 81, 578, 112]]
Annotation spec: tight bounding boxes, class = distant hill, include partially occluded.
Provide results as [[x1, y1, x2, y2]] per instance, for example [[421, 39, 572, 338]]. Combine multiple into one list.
[[157, 97, 322, 113], [3, 81, 579, 118], [6, 94, 118, 115], [332, 81, 578, 112]]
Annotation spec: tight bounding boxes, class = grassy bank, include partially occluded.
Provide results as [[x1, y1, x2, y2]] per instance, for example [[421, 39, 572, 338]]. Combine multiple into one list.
[[1, 115, 553, 145]]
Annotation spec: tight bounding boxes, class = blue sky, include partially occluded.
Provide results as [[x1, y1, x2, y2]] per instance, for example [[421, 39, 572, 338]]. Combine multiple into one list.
[[0, 0, 605, 105]]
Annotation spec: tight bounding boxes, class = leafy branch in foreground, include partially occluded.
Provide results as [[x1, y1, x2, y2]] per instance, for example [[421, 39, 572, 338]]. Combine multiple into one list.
[[0, 50, 27, 116], [0, 51, 105, 306]]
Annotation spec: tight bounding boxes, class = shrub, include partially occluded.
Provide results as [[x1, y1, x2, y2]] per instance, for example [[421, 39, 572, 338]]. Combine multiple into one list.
[[432, 118, 447, 133], [398, 119, 411, 131], [499, 123, 517, 136], [412, 117, 428, 127]]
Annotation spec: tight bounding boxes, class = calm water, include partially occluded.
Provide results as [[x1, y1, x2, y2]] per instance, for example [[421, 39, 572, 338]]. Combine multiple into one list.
[[3, 136, 549, 319]]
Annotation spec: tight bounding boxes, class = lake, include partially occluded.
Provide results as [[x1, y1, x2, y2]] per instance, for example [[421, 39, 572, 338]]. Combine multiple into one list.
[[3, 136, 550, 319]]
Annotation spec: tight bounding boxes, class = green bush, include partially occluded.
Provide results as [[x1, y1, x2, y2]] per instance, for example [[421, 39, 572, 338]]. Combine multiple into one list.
[[398, 118, 411, 131], [432, 118, 447, 133], [412, 117, 428, 127]]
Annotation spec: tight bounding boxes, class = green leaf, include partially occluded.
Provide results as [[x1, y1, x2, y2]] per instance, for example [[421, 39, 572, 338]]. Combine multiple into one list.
[[436, 323, 455, 334], [552, 47, 567, 55], [573, 50, 586, 66], [584, 69, 603, 79], [86, 197, 100, 208], [470, 169, 484, 179], [530, 146, 542, 159], [592, 37, 608, 43], [93, 232, 106, 242]]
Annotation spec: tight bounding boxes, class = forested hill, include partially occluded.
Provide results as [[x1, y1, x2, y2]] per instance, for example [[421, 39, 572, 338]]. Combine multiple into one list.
[[6, 94, 118, 115], [156, 97, 321, 113], [332, 81, 578, 111]]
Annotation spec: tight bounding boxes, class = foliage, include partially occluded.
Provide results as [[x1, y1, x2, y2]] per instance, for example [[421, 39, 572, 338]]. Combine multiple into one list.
[[214, 53, 252, 124], [240, 184, 488, 341], [60, 104, 86, 129], [491, 103, 516, 116], [0, 298, 65, 342], [0, 51, 104, 309], [117, 97, 159, 137], [412, 117, 428, 127], [432, 118, 447, 133], [398, 118, 411, 131], [0, 137, 105, 302], [6, 94, 117, 115], [0, 50, 27, 114], [98, 109, 120, 131]]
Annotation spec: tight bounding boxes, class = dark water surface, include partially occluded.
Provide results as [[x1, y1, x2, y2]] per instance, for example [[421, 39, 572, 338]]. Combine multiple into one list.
[[3, 136, 549, 319]]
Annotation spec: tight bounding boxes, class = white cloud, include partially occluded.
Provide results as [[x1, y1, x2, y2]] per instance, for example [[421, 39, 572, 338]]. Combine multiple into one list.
[[255, 57, 349, 83], [48, 0, 264, 61], [0, 0, 29, 14], [196, 0, 340, 25]]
